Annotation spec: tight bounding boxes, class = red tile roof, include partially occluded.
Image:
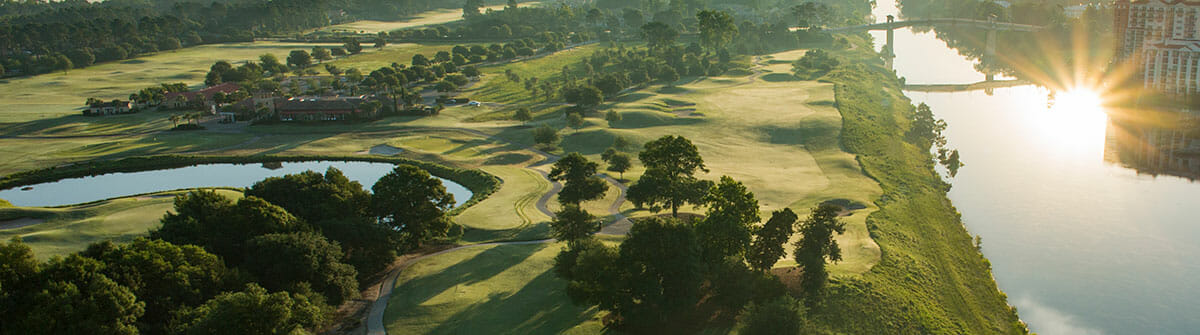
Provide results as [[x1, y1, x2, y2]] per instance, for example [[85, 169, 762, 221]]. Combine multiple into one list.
[[165, 82, 241, 102]]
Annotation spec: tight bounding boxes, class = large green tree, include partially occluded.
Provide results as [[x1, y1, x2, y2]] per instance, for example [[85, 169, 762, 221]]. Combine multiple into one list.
[[601, 148, 632, 179], [562, 217, 705, 330], [697, 10, 738, 53], [153, 192, 302, 266], [0, 238, 40, 334], [747, 208, 798, 272], [246, 167, 371, 224], [615, 217, 705, 329], [640, 21, 679, 49], [550, 204, 597, 247], [287, 50, 312, 68], [736, 295, 809, 335], [371, 165, 456, 250], [627, 135, 712, 217], [171, 284, 325, 335], [697, 176, 760, 260], [793, 204, 846, 305], [28, 255, 145, 335], [82, 238, 230, 335], [244, 232, 360, 305], [549, 152, 609, 205]]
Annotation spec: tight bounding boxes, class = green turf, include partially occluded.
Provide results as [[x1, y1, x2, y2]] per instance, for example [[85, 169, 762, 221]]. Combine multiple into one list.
[[0, 42, 366, 123], [0, 189, 243, 259], [383, 242, 605, 335], [310, 2, 538, 35]]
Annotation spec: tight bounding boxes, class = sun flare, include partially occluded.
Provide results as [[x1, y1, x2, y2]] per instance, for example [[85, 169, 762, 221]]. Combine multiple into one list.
[[1038, 88, 1109, 155], [1050, 89, 1105, 115]]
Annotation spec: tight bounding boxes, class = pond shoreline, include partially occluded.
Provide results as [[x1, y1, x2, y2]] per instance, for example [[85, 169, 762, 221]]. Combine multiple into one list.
[[0, 154, 500, 212]]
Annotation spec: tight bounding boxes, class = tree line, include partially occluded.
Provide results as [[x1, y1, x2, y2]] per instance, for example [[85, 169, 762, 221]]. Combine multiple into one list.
[[0, 0, 492, 78], [548, 135, 849, 333], [0, 164, 460, 334]]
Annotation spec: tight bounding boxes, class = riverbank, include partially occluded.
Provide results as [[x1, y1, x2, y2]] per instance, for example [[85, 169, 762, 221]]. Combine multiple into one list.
[[812, 35, 1026, 333]]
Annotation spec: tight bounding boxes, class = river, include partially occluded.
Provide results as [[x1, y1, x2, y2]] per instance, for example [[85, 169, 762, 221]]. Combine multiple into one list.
[[0, 161, 473, 208], [870, 1, 1200, 334]]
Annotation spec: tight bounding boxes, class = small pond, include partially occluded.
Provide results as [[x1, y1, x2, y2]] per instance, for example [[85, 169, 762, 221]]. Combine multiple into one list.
[[0, 161, 473, 208]]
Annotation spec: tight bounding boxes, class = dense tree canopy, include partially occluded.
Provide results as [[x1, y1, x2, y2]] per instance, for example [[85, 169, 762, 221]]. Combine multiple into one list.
[[82, 239, 230, 334], [371, 165, 456, 250], [697, 10, 739, 52], [794, 204, 846, 305], [246, 167, 371, 224], [550, 204, 598, 248], [171, 283, 325, 335], [747, 208, 798, 272], [697, 176, 760, 261], [628, 135, 712, 217], [549, 152, 609, 205], [244, 232, 360, 305], [153, 192, 303, 266], [28, 255, 145, 335]]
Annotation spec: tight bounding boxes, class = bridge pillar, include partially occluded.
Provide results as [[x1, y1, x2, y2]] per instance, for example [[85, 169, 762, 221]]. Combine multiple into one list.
[[886, 15, 895, 70], [985, 28, 996, 61]]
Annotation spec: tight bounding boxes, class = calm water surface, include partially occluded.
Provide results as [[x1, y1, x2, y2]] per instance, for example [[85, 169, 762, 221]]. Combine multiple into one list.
[[872, 1, 1200, 334], [0, 161, 472, 208]]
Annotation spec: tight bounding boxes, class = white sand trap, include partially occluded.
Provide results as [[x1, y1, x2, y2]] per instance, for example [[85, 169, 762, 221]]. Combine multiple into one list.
[[0, 218, 44, 230]]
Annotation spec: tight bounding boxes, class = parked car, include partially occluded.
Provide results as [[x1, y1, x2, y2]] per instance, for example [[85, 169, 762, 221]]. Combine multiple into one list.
[[467, 101, 481, 107]]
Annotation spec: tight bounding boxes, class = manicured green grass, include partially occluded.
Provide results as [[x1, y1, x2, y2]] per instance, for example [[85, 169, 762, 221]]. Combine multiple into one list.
[[0, 42, 357, 123], [383, 242, 605, 335], [0, 132, 257, 176], [469, 44, 603, 106], [497, 48, 887, 275], [320, 43, 463, 72], [376, 47, 890, 333], [311, 2, 537, 35], [0, 189, 243, 259]]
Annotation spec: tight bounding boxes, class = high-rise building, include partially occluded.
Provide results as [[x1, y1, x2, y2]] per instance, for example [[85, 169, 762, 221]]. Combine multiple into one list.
[[1114, 0, 1200, 94]]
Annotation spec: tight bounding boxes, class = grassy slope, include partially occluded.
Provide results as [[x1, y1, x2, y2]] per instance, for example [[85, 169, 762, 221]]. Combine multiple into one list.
[[0, 189, 243, 258], [377, 45, 890, 333], [0, 41, 365, 123], [807, 35, 1025, 334], [312, 3, 531, 35], [384, 241, 611, 335]]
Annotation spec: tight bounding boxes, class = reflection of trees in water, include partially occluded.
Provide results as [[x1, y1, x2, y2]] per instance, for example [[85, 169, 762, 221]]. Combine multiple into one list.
[[897, 3, 1115, 90], [1105, 110, 1200, 181]]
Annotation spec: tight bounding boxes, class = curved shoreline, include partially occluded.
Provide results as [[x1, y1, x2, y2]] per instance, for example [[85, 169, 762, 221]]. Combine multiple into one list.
[[0, 154, 501, 211]]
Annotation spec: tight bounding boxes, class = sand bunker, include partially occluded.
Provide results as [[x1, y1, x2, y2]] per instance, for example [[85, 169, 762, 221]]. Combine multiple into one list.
[[364, 144, 404, 156]]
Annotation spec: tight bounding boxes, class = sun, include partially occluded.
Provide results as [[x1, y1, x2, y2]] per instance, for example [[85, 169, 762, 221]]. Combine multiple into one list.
[[1037, 87, 1109, 156], [1051, 88, 1105, 115]]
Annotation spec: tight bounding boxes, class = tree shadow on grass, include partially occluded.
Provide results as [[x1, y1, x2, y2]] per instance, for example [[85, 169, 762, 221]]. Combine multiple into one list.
[[441, 138, 494, 157], [388, 243, 546, 312], [608, 111, 706, 130], [461, 221, 552, 243], [423, 268, 602, 335], [614, 92, 654, 103], [756, 117, 841, 150], [761, 73, 800, 82]]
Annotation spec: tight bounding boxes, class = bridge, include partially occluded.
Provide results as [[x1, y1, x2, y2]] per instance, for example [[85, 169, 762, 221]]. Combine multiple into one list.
[[839, 15, 1041, 96], [847, 15, 1040, 79], [825, 17, 1044, 33], [903, 79, 1031, 94]]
